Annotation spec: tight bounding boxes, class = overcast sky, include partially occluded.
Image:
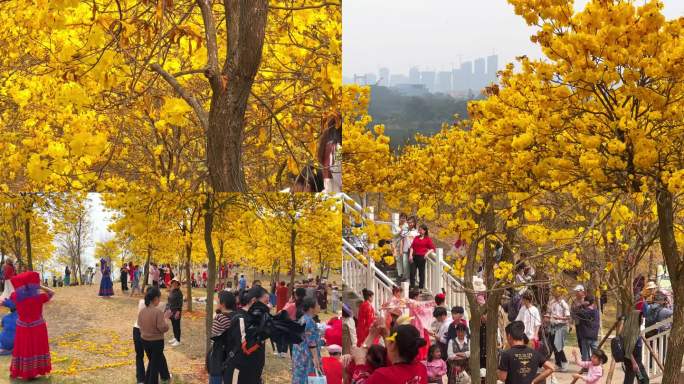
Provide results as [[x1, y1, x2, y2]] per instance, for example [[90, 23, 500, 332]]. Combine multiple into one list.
[[343, 0, 684, 77], [87, 193, 115, 267]]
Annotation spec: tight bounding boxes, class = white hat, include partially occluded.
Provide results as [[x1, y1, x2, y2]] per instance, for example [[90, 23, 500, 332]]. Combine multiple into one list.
[[573, 284, 585, 292], [645, 281, 658, 290], [327, 344, 342, 354]]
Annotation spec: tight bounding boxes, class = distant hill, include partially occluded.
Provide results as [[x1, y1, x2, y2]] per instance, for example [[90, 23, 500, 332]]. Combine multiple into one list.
[[367, 85, 478, 150]]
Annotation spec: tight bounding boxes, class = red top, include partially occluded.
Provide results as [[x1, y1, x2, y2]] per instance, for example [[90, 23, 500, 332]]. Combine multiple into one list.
[[322, 356, 343, 384], [325, 317, 343, 347], [276, 285, 289, 312], [356, 300, 375, 347], [3, 264, 15, 281], [352, 362, 428, 384], [410, 236, 435, 257]]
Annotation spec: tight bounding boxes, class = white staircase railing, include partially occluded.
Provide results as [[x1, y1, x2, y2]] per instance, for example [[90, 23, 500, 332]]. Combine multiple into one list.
[[342, 238, 397, 310], [341, 193, 467, 314], [641, 317, 673, 379], [425, 249, 468, 310]]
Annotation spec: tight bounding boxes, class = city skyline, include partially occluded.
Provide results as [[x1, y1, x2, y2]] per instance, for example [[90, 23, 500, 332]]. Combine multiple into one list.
[[345, 54, 499, 95], [343, 0, 684, 78]]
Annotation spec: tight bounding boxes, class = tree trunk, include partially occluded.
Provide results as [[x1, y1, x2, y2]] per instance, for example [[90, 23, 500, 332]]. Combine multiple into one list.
[[204, 194, 217, 353], [185, 241, 193, 312], [206, 0, 268, 191], [24, 216, 32, 271], [143, 244, 151, 287], [218, 238, 224, 287], [13, 224, 23, 270], [468, 306, 482, 380], [465, 239, 483, 381], [289, 225, 297, 296], [655, 186, 684, 384]]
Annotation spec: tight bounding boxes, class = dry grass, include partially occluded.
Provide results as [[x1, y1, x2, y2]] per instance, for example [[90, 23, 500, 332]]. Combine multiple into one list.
[[0, 282, 333, 384]]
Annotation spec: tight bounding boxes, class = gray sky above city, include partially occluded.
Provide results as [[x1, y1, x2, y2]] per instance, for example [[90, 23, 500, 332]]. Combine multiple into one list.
[[343, 0, 684, 77], [87, 193, 115, 266]]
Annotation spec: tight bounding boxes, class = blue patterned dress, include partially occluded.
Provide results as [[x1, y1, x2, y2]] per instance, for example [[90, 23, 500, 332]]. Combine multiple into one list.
[[98, 260, 114, 297], [291, 313, 321, 384]]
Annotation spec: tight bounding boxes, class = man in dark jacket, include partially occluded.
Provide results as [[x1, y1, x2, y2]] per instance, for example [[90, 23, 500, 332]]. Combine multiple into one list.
[[575, 295, 599, 361], [167, 279, 183, 346], [225, 286, 271, 384]]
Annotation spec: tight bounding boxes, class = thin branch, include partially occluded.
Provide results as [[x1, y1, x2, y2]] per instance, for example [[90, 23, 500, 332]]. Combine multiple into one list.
[[150, 63, 208, 129], [270, 2, 340, 10]]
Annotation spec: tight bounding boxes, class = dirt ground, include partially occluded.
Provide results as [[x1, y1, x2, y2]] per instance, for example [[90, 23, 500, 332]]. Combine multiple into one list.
[[0, 282, 334, 384]]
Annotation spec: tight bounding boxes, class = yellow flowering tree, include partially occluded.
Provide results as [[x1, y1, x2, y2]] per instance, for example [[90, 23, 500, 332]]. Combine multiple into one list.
[[0, 0, 341, 192]]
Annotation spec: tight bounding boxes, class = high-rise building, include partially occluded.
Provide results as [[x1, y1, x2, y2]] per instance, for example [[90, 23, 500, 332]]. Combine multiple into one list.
[[474, 58, 486, 91], [379, 67, 390, 87], [436, 71, 452, 94], [454, 61, 472, 92], [365, 73, 378, 85], [409, 66, 420, 84], [487, 55, 498, 83], [420, 71, 436, 92], [390, 74, 409, 86]]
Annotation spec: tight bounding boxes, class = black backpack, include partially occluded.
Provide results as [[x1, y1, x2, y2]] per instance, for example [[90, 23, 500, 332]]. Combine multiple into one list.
[[611, 335, 626, 362]]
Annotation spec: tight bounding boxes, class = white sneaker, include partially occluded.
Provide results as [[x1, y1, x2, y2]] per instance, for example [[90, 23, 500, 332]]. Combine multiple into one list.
[[280, 352, 288, 358], [168, 338, 177, 344], [170, 340, 180, 347], [273, 351, 280, 356]]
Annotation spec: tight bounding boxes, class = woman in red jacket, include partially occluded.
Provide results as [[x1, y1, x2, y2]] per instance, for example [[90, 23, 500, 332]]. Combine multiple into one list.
[[356, 289, 375, 347], [275, 281, 289, 312], [409, 224, 435, 290]]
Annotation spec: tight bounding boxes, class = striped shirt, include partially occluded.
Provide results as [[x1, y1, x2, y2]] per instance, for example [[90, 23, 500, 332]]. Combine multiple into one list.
[[211, 312, 233, 337]]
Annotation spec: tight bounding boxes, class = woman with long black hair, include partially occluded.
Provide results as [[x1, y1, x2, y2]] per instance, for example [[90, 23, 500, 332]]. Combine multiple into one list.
[[356, 289, 375, 347], [409, 224, 436, 290]]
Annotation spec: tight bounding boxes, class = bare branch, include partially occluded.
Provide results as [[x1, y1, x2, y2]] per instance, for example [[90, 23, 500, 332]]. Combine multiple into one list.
[[150, 63, 208, 129], [196, 0, 220, 86], [270, 2, 340, 10]]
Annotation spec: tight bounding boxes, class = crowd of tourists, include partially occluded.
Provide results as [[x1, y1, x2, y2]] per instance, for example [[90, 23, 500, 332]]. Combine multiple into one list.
[[128, 270, 345, 384], [341, 215, 676, 384]]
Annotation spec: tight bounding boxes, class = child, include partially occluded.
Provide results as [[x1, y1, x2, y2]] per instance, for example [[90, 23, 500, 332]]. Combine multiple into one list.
[[424, 344, 447, 384], [447, 323, 470, 384], [446, 306, 469, 341], [572, 349, 607, 384], [0, 298, 17, 355], [366, 344, 387, 370], [431, 306, 450, 360], [166, 279, 183, 346]]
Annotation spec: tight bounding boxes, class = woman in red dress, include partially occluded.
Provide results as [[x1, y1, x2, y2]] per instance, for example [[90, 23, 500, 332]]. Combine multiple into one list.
[[9, 271, 54, 380], [356, 289, 375, 347]]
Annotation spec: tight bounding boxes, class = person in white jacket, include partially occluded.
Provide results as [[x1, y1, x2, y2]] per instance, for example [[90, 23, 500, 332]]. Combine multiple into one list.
[[516, 291, 541, 345]]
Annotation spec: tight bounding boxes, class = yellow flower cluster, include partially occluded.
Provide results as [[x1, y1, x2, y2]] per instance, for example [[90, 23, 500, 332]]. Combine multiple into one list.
[[494, 261, 514, 282]]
